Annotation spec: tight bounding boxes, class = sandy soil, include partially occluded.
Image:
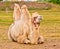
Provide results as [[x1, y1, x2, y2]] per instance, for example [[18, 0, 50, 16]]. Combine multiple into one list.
[[0, 28, 60, 49], [0, 39, 60, 49]]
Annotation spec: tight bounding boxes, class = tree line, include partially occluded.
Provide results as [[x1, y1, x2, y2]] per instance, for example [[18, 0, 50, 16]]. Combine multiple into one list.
[[37, 0, 60, 4], [49, 0, 60, 4], [0, 0, 60, 5]]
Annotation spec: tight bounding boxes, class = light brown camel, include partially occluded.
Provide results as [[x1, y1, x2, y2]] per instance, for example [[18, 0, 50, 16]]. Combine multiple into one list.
[[8, 4, 44, 44]]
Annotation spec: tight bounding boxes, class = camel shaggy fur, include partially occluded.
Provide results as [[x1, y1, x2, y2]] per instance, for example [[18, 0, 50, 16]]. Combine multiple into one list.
[[8, 4, 44, 44], [8, 4, 30, 43]]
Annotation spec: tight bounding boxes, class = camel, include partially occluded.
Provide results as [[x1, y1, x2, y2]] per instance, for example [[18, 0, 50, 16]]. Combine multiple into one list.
[[8, 4, 44, 44]]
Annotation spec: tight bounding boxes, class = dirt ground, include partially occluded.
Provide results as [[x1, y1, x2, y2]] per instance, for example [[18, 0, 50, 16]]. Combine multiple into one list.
[[0, 29, 60, 49], [0, 39, 60, 49]]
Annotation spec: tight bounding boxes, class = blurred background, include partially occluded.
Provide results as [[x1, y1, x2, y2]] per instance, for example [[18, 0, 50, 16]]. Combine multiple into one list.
[[0, 0, 60, 48]]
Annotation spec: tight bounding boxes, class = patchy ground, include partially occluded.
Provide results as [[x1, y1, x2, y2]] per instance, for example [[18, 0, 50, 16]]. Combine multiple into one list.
[[0, 28, 60, 49]]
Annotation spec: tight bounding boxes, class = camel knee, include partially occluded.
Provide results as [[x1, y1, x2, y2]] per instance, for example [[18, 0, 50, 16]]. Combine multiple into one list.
[[38, 36, 44, 44], [8, 31, 16, 42]]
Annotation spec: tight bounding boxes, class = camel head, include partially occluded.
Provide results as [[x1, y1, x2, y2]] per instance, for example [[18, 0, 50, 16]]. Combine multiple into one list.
[[32, 12, 43, 26]]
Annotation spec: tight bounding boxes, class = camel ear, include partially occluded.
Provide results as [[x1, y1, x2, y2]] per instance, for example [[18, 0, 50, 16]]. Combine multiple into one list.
[[13, 3, 21, 21]]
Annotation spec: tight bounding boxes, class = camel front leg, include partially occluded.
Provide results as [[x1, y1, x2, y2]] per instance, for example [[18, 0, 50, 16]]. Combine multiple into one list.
[[38, 35, 44, 44]]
